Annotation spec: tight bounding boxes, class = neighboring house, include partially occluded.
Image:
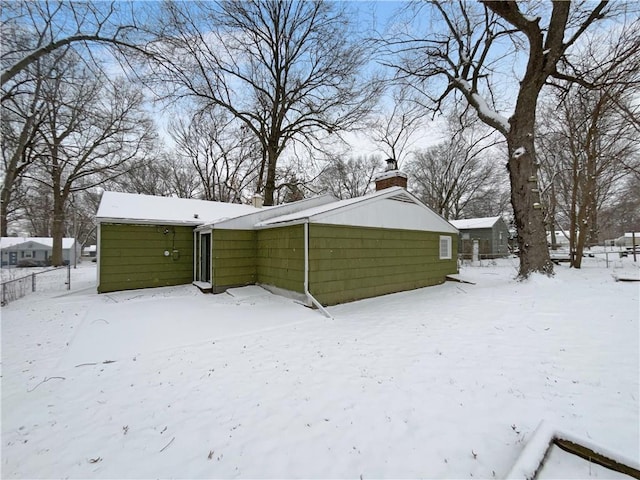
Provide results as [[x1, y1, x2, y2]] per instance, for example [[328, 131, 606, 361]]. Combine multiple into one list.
[[546, 230, 571, 249], [82, 245, 97, 257], [96, 169, 459, 306], [0, 237, 80, 267], [615, 232, 640, 249], [449, 216, 510, 259]]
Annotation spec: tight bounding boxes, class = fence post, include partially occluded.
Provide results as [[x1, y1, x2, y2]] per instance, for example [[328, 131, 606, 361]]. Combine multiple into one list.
[[32, 273, 36, 292], [2, 283, 5, 305], [67, 263, 71, 290]]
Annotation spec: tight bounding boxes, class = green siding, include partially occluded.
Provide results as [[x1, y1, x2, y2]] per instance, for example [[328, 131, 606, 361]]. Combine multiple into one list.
[[98, 223, 194, 293], [212, 230, 257, 289], [256, 225, 304, 293], [459, 220, 510, 258], [308, 224, 458, 306]]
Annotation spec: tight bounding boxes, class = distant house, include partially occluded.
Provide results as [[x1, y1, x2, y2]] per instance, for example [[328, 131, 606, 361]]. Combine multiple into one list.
[[0, 237, 80, 267], [546, 230, 571, 249], [615, 233, 639, 249], [449, 216, 510, 259], [82, 245, 97, 258], [96, 169, 459, 306]]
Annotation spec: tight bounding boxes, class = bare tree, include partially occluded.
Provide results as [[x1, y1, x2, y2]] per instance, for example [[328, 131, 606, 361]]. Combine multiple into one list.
[[0, 34, 59, 236], [107, 149, 201, 200], [537, 26, 640, 267], [169, 111, 261, 203], [369, 87, 426, 167], [538, 95, 636, 265], [1, 76, 46, 235], [1, 0, 144, 88], [24, 54, 154, 265], [314, 154, 382, 200], [599, 175, 640, 241], [20, 182, 53, 237], [141, 0, 381, 206], [408, 112, 502, 220], [387, 1, 632, 277], [1, 1, 153, 236]]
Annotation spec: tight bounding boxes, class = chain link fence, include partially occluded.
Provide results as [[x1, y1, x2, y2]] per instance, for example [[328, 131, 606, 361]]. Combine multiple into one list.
[[1, 265, 71, 306]]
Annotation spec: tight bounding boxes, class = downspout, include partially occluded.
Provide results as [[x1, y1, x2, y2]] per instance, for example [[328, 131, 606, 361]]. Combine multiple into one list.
[[96, 222, 101, 292], [304, 220, 332, 319], [193, 230, 197, 282]]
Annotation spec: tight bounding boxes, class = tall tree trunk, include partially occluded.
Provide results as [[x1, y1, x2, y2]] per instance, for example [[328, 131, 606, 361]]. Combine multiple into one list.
[[0, 182, 11, 237], [507, 115, 553, 277], [50, 189, 66, 266], [263, 144, 278, 206], [549, 183, 558, 250]]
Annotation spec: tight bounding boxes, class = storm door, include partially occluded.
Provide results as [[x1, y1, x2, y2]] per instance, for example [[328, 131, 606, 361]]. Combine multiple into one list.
[[199, 232, 211, 283]]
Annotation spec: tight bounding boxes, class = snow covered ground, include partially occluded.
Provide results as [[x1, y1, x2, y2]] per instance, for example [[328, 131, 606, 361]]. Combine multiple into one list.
[[1, 258, 638, 478]]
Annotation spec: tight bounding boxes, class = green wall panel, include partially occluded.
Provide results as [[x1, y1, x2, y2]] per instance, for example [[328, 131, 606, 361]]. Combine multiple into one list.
[[212, 230, 257, 289], [98, 224, 194, 293], [308, 224, 457, 306], [256, 225, 304, 293]]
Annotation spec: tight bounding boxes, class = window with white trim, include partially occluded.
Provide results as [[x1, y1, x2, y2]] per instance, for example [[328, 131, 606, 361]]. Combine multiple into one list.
[[439, 235, 452, 259]]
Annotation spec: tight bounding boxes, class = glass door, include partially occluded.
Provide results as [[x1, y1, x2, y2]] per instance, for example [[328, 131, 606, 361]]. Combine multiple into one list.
[[199, 232, 211, 283]]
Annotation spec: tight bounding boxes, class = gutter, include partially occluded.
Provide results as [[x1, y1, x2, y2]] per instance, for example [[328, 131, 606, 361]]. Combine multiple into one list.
[[304, 220, 332, 319]]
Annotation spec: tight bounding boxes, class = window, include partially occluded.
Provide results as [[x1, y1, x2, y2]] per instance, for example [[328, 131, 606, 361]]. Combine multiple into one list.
[[439, 236, 452, 259]]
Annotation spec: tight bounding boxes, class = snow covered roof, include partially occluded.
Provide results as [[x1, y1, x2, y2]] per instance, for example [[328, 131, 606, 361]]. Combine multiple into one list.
[[449, 216, 502, 230], [0, 237, 76, 249], [198, 193, 338, 231], [256, 187, 458, 234], [96, 191, 260, 226], [373, 169, 408, 182]]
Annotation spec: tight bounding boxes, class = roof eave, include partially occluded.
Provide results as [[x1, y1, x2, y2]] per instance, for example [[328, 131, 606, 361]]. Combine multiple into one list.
[[254, 218, 310, 229], [96, 217, 202, 227]]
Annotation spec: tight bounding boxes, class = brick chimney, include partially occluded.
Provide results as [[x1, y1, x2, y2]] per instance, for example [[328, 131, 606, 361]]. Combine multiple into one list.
[[375, 158, 408, 191]]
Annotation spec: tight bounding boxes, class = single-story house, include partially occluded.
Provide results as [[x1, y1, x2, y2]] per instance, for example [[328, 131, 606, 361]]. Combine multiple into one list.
[[615, 232, 639, 249], [96, 171, 459, 306], [82, 245, 97, 257], [449, 216, 510, 259], [0, 237, 80, 267]]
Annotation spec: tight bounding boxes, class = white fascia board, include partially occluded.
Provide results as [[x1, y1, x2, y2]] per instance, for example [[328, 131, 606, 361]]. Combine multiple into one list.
[[96, 217, 201, 227], [254, 218, 309, 230]]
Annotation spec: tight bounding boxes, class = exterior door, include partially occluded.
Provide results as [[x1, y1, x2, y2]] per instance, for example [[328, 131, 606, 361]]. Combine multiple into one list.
[[199, 233, 211, 283]]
